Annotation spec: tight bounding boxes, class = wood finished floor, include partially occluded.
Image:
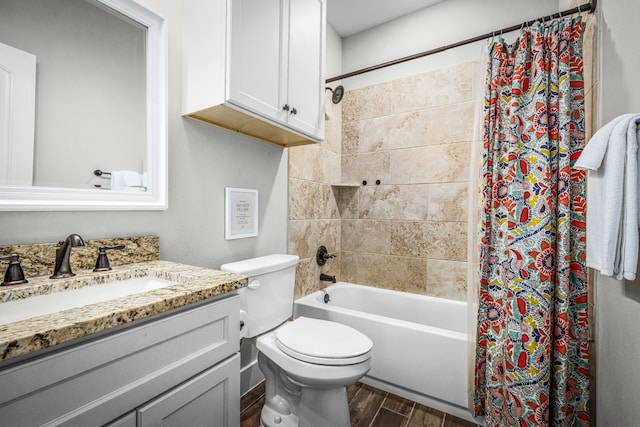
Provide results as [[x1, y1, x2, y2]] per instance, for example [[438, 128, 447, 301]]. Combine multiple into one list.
[[240, 381, 481, 427]]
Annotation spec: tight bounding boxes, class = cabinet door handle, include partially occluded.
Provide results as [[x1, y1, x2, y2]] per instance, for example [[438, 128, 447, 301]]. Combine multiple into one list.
[[290, 107, 297, 115], [282, 104, 290, 111]]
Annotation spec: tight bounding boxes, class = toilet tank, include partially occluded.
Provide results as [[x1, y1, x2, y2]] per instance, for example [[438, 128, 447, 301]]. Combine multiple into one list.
[[220, 254, 299, 338]]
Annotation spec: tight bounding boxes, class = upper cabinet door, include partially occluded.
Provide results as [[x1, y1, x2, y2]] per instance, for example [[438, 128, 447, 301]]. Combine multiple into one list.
[[182, 0, 325, 147], [285, 0, 325, 139], [228, 0, 287, 122]]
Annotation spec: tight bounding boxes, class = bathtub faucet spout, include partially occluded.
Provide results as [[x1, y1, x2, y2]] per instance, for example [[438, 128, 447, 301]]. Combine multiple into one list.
[[320, 273, 336, 283]]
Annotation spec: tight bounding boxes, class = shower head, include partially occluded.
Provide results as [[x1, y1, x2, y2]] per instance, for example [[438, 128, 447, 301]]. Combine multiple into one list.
[[325, 85, 344, 104]]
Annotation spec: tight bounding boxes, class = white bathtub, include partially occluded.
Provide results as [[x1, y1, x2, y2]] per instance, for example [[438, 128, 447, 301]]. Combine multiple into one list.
[[294, 282, 478, 424]]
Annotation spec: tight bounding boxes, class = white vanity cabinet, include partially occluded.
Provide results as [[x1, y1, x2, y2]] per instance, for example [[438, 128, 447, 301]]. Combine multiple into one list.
[[107, 357, 238, 427], [182, 0, 326, 147], [0, 294, 240, 427]]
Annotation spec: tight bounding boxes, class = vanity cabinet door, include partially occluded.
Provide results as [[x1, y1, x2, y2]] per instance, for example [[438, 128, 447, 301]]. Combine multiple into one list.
[[105, 412, 137, 427], [137, 354, 240, 427]]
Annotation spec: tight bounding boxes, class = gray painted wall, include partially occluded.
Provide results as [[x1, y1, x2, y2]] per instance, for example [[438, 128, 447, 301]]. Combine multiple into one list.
[[596, 1, 640, 425], [0, 0, 288, 269]]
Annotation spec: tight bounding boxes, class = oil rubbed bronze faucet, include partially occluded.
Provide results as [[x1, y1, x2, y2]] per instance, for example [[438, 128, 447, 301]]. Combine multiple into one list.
[[0, 254, 28, 286], [51, 234, 85, 279], [316, 246, 336, 266], [320, 273, 336, 283], [93, 244, 125, 272]]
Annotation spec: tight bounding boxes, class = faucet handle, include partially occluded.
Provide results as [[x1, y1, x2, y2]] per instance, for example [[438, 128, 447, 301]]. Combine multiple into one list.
[[316, 246, 337, 266], [93, 244, 125, 272], [0, 254, 28, 286]]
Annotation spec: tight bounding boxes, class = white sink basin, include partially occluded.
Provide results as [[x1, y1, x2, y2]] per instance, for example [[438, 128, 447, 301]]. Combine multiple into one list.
[[0, 276, 177, 325]]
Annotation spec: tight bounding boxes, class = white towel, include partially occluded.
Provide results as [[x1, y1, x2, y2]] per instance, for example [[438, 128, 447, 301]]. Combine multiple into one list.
[[110, 170, 147, 192], [575, 113, 640, 280]]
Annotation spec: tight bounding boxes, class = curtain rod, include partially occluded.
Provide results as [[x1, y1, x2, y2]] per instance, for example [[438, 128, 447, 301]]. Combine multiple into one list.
[[326, 0, 597, 83]]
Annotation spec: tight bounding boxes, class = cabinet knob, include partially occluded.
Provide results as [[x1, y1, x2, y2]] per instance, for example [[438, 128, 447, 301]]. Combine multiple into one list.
[[290, 107, 297, 115], [282, 104, 290, 111]]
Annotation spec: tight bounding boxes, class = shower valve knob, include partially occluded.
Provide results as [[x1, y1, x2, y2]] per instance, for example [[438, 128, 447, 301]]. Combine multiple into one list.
[[316, 246, 336, 266]]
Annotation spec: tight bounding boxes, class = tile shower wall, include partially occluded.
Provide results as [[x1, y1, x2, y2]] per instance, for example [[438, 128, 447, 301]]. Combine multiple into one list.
[[337, 61, 477, 301], [288, 61, 478, 301], [288, 92, 343, 299]]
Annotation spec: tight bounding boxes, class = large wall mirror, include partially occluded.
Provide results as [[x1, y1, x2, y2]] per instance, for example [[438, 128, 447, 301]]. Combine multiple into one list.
[[0, 0, 167, 210]]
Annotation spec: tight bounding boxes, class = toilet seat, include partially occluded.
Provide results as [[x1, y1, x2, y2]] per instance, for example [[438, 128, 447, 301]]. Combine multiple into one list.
[[274, 317, 372, 366]]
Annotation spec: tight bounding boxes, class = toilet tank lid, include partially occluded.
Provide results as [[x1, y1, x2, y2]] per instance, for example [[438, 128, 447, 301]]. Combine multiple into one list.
[[220, 254, 299, 276]]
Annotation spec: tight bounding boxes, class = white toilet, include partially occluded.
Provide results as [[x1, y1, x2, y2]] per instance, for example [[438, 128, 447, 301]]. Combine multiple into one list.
[[220, 254, 373, 427]]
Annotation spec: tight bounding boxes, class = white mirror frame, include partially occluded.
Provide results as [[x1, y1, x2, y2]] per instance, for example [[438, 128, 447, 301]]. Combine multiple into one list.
[[0, 0, 168, 211]]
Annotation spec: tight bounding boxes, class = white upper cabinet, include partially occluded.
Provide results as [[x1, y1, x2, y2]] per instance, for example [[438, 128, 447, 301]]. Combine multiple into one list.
[[182, 0, 326, 147], [285, 0, 325, 137]]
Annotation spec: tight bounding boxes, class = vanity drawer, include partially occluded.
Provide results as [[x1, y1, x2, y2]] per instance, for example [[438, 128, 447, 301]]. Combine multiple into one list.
[[0, 294, 239, 426]]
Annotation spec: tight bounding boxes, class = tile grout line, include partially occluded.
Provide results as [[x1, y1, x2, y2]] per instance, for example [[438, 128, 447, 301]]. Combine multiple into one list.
[[368, 401, 385, 427], [240, 396, 264, 417], [240, 387, 266, 416], [366, 389, 389, 427], [404, 405, 415, 427], [382, 407, 413, 417]]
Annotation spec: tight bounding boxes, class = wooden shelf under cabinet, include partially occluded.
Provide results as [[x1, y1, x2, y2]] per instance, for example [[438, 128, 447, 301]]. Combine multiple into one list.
[[186, 104, 318, 148]]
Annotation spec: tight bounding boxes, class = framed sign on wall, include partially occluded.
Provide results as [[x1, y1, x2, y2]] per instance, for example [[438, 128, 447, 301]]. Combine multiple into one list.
[[225, 187, 258, 239]]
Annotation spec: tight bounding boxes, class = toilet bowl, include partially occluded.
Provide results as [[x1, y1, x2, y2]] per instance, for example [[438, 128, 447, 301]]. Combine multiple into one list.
[[220, 255, 373, 427], [257, 317, 372, 427]]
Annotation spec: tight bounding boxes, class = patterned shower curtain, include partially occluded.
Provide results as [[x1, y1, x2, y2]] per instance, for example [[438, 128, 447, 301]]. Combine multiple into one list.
[[473, 17, 590, 427]]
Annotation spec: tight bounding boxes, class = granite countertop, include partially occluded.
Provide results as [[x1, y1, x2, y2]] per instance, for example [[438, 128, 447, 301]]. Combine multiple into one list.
[[0, 260, 247, 364]]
